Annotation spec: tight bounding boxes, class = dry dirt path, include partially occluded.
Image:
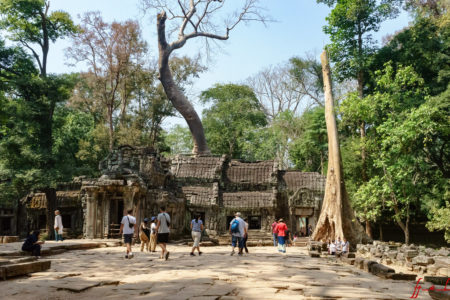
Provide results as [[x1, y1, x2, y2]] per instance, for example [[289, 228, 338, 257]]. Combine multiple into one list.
[[0, 244, 422, 300]]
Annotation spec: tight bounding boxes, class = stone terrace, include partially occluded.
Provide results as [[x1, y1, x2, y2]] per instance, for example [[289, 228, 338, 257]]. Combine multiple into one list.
[[0, 244, 422, 300]]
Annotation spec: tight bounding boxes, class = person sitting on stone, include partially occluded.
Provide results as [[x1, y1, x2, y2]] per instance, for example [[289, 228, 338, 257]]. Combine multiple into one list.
[[22, 230, 44, 258], [329, 240, 336, 255], [139, 218, 151, 252], [336, 237, 343, 253], [342, 238, 350, 254]]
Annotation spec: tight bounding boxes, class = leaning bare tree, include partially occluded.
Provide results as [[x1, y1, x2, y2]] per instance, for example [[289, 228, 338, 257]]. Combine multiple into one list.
[[311, 50, 369, 246], [142, 0, 269, 154]]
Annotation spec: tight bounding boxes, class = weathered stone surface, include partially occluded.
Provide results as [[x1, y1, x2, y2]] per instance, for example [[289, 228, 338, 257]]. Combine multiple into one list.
[[354, 257, 365, 270], [387, 250, 398, 259], [363, 260, 377, 272], [424, 276, 450, 286], [437, 268, 449, 277], [412, 255, 435, 266], [50, 249, 67, 255], [406, 250, 419, 259], [437, 248, 450, 257], [434, 257, 450, 268], [341, 257, 355, 265], [428, 289, 450, 300], [2, 260, 51, 279], [342, 252, 355, 258], [384, 273, 417, 281], [309, 251, 320, 258], [396, 252, 405, 261], [370, 263, 395, 278], [64, 243, 102, 250], [2, 237, 19, 244]]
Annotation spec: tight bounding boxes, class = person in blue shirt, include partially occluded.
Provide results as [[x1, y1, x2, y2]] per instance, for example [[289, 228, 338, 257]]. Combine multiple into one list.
[[190, 214, 204, 256]]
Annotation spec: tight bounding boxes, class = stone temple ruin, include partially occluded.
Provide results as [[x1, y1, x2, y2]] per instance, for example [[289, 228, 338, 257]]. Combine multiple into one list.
[[15, 146, 325, 240]]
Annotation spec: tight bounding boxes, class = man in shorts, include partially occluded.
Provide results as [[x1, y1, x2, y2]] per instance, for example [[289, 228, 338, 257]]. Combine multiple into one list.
[[119, 209, 136, 259], [156, 206, 171, 260], [229, 212, 247, 256]]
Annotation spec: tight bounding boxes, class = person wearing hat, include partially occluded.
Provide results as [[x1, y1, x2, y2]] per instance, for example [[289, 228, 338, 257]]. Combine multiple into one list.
[[150, 216, 157, 252], [139, 217, 151, 252], [275, 218, 288, 254]]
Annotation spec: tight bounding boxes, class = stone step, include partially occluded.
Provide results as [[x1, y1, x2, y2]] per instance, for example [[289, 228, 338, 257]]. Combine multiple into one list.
[[0, 260, 51, 280]]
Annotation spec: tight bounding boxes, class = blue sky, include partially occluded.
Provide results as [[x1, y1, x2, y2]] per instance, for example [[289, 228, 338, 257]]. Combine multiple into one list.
[[47, 0, 411, 128]]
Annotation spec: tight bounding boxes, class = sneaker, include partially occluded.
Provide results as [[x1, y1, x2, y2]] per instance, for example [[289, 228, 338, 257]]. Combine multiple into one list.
[[190, 252, 195, 256], [128, 253, 134, 258], [198, 251, 203, 256], [230, 251, 235, 256], [165, 251, 170, 260]]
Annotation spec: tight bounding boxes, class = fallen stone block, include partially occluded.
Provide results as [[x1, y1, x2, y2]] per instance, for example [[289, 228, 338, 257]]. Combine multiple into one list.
[[434, 257, 450, 268], [370, 263, 395, 278], [424, 276, 450, 286], [106, 241, 121, 247], [437, 248, 450, 257], [406, 250, 419, 259], [9, 257, 37, 264], [309, 251, 320, 258], [428, 289, 450, 300], [64, 243, 101, 250], [363, 260, 377, 272], [412, 255, 435, 266], [384, 273, 417, 281], [1, 260, 51, 279], [437, 267, 449, 277]]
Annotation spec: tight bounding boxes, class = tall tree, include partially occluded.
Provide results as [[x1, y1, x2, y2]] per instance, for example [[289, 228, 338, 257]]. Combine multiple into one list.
[[67, 12, 147, 151], [142, 0, 268, 154], [318, 0, 401, 237], [312, 51, 368, 245]]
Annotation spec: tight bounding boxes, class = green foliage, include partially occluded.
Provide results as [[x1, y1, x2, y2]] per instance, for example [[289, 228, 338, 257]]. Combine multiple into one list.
[[163, 125, 194, 155], [289, 106, 327, 173], [427, 201, 450, 242], [318, 0, 401, 82], [201, 84, 267, 159]]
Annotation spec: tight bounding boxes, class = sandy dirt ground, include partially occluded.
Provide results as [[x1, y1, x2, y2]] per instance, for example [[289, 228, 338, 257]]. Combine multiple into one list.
[[0, 243, 424, 300]]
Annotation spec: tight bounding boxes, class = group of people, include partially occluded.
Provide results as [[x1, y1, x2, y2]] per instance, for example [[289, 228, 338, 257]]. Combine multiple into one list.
[[327, 237, 350, 255], [120, 206, 171, 260]]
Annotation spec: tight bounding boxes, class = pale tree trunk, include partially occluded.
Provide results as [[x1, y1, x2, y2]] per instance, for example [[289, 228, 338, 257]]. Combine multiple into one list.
[[365, 219, 373, 239], [311, 51, 369, 246], [108, 106, 114, 152], [156, 12, 210, 155]]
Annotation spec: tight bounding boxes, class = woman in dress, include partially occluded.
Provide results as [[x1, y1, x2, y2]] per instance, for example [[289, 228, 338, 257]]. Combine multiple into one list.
[[275, 219, 288, 254]]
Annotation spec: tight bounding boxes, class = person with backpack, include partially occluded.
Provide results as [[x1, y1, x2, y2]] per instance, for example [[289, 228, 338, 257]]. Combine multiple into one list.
[[119, 209, 137, 259], [229, 212, 246, 256], [156, 206, 171, 260], [190, 214, 204, 256]]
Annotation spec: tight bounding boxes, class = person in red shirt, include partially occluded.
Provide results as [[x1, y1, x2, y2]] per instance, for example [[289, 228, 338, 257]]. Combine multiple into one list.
[[271, 219, 278, 247], [275, 219, 288, 253]]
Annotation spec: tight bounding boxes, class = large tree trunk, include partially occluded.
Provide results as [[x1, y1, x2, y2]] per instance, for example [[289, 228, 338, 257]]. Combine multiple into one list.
[[365, 219, 373, 239], [43, 188, 56, 240], [156, 12, 210, 155], [311, 51, 369, 246]]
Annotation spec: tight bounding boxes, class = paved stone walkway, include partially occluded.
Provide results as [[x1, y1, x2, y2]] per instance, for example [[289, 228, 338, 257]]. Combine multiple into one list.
[[0, 244, 424, 299]]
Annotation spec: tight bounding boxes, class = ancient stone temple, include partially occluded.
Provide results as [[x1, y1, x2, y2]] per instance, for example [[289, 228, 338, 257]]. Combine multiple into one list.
[[20, 146, 325, 240]]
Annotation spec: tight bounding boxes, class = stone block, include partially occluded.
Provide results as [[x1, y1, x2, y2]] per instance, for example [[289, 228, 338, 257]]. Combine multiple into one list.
[[428, 265, 439, 275], [370, 247, 377, 256], [342, 252, 356, 258], [387, 250, 398, 259], [428, 289, 450, 300], [2, 236, 19, 243], [437, 268, 449, 277], [396, 252, 405, 261], [424, 276, 450, 286], [406, 250, 419, 258], [437, 248, 449, 257], [434, 257, 450, 268], [355, 257, 365, 270], [309, 251, 320, 258], [384, 273, 417, 281], [2, 260, 51, 279], [106, 241, 121, 247], [50, 249, 67, 255], [412, 255, 434, 266], [406, 262, 414, 271], [370, 263, 395, 278], [64, 243, 101, 250], [363, 260, 377, 272], [385, 258, 392, 265], [341, 257, 355, 265]]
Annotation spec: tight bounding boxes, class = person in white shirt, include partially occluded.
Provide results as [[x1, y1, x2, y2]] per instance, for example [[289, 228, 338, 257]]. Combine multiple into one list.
[[156, 206, 171, 260], [119, 209, 137, 259], [329, 240, 336, 255], [336, 237, 343, 252], [342, 238, 350, 254], [54, 210, 63, 242]]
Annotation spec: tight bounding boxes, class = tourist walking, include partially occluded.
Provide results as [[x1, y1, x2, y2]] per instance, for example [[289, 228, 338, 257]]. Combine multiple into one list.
[[119, 209, 137, 259], [156, 206, 171, 260], [271, 219, 278, 246], [229, 212, 246, 256], [139, 218, 151, 252], [54, 210, 63, 242], [190, 214, 204, 256], [243, 217, 249, 254], [275, 218, 288, 253], [22, 230, 44, 257], [308, 224, 313, 236], [150, 216, 157, 252]]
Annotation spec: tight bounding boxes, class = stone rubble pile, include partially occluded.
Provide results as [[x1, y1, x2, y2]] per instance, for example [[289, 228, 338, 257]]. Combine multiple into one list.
[[356, 241, 450, 277]]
